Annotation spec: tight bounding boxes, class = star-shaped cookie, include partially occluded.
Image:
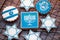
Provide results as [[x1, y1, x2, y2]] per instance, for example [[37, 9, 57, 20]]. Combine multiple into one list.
[[20, 0, 34, 11], [23, 30, 41, 40], [40, 15, 57, 32], [4, 24, 22, 40]]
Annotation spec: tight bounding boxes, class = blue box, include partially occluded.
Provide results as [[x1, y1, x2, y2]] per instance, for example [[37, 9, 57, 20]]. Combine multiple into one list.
[[20, 12, 39, 28]]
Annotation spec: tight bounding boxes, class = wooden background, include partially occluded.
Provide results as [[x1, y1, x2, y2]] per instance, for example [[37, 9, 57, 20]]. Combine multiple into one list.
[[0, 0, 60, 40]]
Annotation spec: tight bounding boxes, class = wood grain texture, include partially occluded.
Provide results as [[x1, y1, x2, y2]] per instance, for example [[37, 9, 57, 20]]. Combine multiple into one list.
[[0, 0, 5, 9], [0, 0, 60, 40]]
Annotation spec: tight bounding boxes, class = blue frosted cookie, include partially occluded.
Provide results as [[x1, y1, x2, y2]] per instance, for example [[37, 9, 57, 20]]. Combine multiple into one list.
[[2, 6, 18, 22], [20, 12, 39, 28], [36, 0, 51, 14]]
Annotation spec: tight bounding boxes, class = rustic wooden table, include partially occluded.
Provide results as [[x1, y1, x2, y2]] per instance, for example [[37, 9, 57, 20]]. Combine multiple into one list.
[[0, 0, 60, 40]]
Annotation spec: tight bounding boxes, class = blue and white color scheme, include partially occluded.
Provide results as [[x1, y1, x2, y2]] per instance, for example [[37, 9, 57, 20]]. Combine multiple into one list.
[[21, 12, 38, 28], [36, 0, 51, 14], [4, 24, 22, 40], [40, 15, 57, 32], [20, 0, 34, 11], [2, 6, 18, 21], [23, 30, 41, 40]]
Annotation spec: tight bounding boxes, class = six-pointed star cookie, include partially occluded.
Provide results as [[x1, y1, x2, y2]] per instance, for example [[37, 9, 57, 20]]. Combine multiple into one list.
[[23, 30, 41, 40], [4, 24, 22, 40], [20, 0, 34, 11], [40, 15, 57, 32]]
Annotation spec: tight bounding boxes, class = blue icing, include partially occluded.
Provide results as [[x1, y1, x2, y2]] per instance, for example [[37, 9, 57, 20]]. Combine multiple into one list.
[[4, 14, 18, 19], [2, 7, 18, 20], [2, 8, 18, 20], [36, 0, 51, 14], [9, 11, 13, 15], [21, 12, 38, 28], [2, 8, 16, 14]]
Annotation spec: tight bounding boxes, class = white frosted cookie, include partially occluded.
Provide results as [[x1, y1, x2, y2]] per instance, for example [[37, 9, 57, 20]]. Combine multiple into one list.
[[2, 6, 18, 22]]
